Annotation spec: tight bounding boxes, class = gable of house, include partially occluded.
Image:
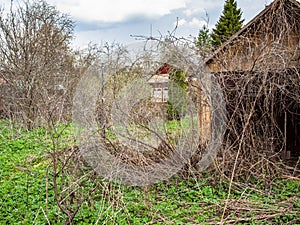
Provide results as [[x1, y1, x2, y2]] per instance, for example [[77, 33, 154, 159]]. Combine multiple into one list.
[[206, 0, 300, 73]]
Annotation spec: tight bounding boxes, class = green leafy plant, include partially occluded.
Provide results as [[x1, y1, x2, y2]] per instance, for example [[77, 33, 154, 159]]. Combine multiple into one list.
[[1, 120, 299, 224]]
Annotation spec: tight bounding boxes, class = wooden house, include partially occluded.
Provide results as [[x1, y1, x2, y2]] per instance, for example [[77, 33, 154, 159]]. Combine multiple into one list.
[[148, 63, 170, 103], [148, 63, 211, 142], [205, 0, 300, 159]]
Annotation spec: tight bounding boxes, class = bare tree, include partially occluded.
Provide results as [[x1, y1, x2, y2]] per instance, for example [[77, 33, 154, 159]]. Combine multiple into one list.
[[0, 0, 75, 129]]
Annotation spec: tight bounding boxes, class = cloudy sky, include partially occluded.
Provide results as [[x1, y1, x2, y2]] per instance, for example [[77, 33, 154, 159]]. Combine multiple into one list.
[[0, 0, 276, 48]]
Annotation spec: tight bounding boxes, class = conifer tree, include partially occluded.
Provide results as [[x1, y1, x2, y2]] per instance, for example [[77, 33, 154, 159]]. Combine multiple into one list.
[[197, 25, 212, 58], [211, 0, 244, 47]]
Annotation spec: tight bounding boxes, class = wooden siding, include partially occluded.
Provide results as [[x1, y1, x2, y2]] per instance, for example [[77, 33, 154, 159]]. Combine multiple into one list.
[[207, 28, 300, 73], [206, 0, 300, 73], [188, 77, 211, 144]]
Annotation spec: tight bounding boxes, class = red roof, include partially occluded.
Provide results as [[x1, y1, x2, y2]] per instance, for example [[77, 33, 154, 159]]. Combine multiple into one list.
[[156, 63, 170, 75]]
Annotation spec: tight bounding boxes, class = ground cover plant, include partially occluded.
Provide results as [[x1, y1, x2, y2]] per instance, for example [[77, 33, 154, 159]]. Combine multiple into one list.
[[1, 120, 299, 224]]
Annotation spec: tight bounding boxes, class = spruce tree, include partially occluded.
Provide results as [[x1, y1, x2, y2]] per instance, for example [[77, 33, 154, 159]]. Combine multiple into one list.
[[197, 25, 212, 58], [211, 0, 244, 47]]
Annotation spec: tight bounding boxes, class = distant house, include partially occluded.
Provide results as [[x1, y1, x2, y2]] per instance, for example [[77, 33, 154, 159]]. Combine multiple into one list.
[[147, 63, 212, 142], [148, 63, 170, 103], [205, 0, 300, 159]]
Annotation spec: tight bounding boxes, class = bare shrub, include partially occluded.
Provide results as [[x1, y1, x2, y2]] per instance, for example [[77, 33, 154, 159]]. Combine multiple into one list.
[[0, 0, 78, 129]]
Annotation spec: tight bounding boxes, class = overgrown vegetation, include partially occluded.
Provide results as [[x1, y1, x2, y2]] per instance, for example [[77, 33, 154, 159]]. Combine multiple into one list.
[[0, 120, 299, 224], [0, 0, 300, 224], [167, 68, 188, 120]]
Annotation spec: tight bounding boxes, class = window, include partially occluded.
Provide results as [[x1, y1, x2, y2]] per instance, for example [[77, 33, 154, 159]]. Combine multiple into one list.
[[151, 87, 168, 103], [153, 88, 162, 102], [163, 88, 168, 102]]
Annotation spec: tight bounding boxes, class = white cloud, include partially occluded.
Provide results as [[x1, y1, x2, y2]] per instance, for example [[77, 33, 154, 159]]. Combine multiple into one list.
[[183, 8, 204, 17], [48, 0, 188, 23], [184, 0, 223, 12], [176, 17, 206, 28], [176, 18, 187, 27], [188, 18, 206, 28]]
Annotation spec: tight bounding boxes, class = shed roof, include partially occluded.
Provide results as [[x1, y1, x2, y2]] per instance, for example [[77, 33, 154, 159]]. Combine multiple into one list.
[[205, 0, 300, 66]]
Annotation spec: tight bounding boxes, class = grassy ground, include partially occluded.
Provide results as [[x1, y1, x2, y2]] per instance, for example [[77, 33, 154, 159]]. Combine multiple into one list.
[[0, 120, 299, 224]]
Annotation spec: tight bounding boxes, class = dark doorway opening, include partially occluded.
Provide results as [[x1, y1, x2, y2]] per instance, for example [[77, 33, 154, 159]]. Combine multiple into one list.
[[278, 104, 300, 160]]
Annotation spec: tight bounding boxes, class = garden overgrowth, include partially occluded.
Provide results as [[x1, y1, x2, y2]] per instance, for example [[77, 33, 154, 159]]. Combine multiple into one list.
[[0, 120, 299, 224]]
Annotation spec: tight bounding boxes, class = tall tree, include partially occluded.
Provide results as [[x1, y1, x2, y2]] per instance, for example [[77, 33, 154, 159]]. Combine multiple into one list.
[[211, 0, 244, 47], [0, 0, 75, 128], [197, 25, 212, 58]]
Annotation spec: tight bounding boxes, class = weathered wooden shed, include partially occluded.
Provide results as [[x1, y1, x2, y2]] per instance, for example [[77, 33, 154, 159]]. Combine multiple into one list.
[[205, 0, 300, 159], [206, 0, 300, 72]]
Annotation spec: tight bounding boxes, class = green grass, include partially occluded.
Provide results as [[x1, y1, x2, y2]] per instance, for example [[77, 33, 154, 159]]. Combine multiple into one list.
[[0, 120, 299, 224], [105, 116, 198, 145]]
